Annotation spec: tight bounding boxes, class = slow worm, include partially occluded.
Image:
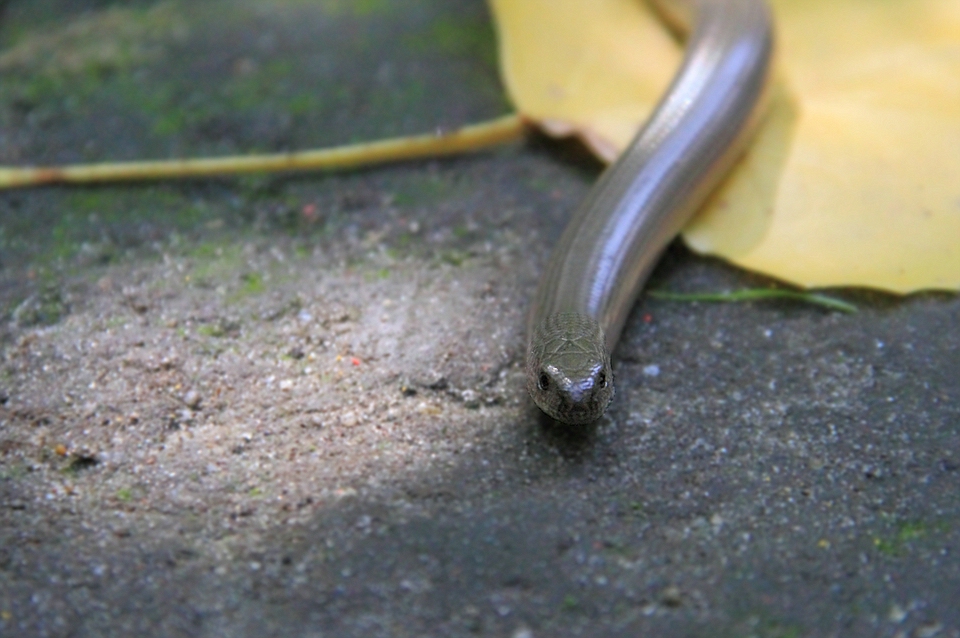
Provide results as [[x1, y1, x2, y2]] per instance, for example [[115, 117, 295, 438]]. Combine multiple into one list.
[[526, 0, 775, 424]]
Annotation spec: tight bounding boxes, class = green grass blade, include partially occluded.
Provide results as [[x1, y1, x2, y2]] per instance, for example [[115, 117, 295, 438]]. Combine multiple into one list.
[[647, 288, 857, 313]]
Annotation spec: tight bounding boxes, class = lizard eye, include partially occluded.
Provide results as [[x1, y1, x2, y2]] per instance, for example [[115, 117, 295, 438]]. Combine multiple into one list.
[[597, 371, 607, 388], [538, 371, 550, 391]]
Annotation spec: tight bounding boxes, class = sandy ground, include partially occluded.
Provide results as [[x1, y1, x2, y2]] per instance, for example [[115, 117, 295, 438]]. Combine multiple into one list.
[[0, 1, 958, 637]]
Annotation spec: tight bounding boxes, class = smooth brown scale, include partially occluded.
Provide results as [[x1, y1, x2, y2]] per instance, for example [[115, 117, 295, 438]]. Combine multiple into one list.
[[525, 0, 775, 424]]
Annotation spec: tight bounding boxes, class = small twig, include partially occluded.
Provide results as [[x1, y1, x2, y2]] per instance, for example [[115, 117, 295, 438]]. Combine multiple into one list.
[[0, 113, 525, 189], [647, 288, 857, 313]]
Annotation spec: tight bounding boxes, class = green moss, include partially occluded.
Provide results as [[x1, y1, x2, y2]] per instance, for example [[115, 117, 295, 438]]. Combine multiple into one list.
[[95, 44, 331, 148], [398, 11, 506, 111], [561, 594, 579, 612], [725, 610, 805, 638], [753, 621, 802, 638], [437, 249, 469, 267], [188, 244, 244, 286], [102, 315, 128, 330], [392, 173, 453, 207], [345, 0, 390, 17], [363, 267, 391, 283], [22, 187, 217, 269], [2, 17, 328, 149], [873, 519, 948, 557], [277, 0, 391, 17], [0, 462, 28, 481], [600, 539, 629, 556], [353, 80, 428, 141], [197, 318, 241, 338], [288, 92, 323, 117], [116, 488, 133, 502], [189, 242, 221, 261], [0, 3, 186, 78], [0, 0, 510, 282], [239, 272, 264, 295], [221, 271, 269, 304], [150, 97, 189, 137], [526, 176, 553, 193], [11, 282, 67, 327], [422, 15, 498, 69], [197, 324, 225, 338], [8, 72, 67, 106]]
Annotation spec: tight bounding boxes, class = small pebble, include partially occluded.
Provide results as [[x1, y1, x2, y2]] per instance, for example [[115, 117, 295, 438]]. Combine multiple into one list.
[[887, 603, 907, 623], [416, 402, 442, 416], [916, 623, 943, 638], [183, 390, 202, 409], [461, 389, 480, 409], [661, 585, 682, 607]]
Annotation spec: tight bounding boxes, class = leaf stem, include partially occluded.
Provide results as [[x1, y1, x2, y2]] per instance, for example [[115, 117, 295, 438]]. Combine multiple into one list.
[[0, 113, 525, 189]]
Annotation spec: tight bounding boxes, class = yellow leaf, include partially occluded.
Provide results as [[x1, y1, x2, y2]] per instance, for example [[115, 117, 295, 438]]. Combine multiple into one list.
[[489, 0, 960, 292], [491, 0, 679, 161]]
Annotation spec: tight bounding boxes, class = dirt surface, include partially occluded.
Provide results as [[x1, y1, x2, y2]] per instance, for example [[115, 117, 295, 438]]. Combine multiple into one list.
[[1, 1, 958, 637]]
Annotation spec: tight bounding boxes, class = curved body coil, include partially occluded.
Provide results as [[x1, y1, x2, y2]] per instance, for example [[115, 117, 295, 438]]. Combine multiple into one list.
[[526, 0, 775, 424]]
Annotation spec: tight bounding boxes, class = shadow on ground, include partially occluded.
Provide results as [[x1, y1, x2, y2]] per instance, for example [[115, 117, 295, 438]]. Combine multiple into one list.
[[0, 1, 958, 637]]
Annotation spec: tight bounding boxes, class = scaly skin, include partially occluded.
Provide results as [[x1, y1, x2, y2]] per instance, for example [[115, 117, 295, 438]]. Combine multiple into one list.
[[526, 312, 613, 424], [526, 0, 774, 424]]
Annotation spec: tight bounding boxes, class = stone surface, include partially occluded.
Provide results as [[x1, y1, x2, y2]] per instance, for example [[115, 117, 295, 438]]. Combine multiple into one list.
[[0, 1, 957, 637]]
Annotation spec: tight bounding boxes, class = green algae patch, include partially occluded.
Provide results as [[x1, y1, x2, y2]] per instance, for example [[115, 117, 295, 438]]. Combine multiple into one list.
[[10, 282, 67, 327], [437, 248, 470, 267], [0, 461, 28, 482], [417, 15, 499, 69], [362, 267, 391, 283], [0, 0, 509, 175], [26, 187, 218, 268], [187, 243, 247, 286], [873, 519, 950, 557], [724, 607, 806, 638], [561, 594, 579, 612], [0, 3, 188, 77], [391, 172, 456, 208], [333, 0, 390, 17], [196, 323, 228, 338], [237, 272, 265, 296], [747, 619, 802, 638], [295, 0, 393, 18]]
